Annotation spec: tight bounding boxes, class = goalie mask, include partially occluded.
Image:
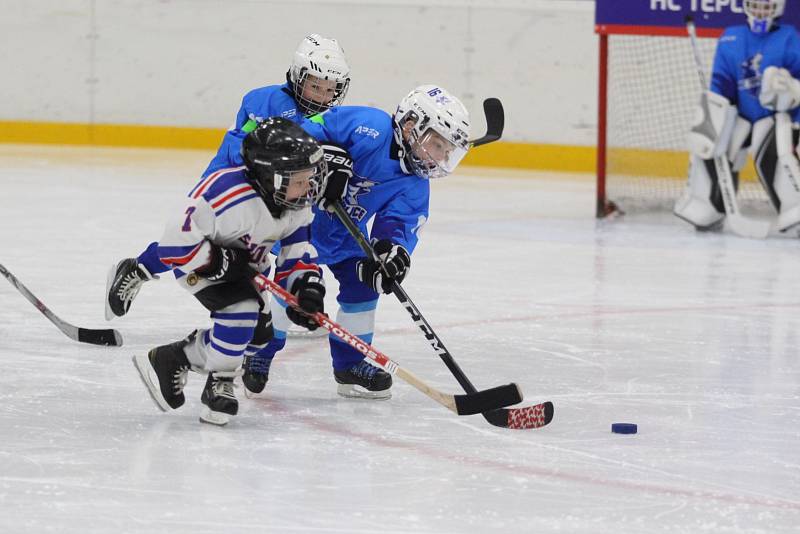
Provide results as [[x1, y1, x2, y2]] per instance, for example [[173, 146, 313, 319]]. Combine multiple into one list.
[[241, 117, 327, 213], [393, 85, 470, 179], [744, 0, 785, 34], [287, 34, 351, 116]]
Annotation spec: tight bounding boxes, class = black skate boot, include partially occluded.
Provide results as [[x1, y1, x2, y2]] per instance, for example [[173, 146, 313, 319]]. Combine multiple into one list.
[[242, 352, 273, 397], [333, 360, 392, 400], [200, 372, 239, 426], [105, 258, 156, 320], [132, 335, 193, 411]]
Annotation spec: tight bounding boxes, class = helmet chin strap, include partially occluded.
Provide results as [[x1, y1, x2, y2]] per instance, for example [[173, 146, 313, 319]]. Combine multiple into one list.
[[245, 169, 285, 218], [392, 122, 414, 175]]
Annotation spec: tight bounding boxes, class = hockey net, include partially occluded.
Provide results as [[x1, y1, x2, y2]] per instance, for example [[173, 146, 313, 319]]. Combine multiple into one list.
[[596, 27, 772, 217]]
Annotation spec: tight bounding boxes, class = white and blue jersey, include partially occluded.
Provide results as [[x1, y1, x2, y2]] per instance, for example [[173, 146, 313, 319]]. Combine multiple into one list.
[[156, 166, 320, 374], [711, 24, 800, 122]]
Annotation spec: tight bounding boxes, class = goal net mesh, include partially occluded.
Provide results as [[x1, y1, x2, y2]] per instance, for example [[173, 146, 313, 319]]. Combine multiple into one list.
[[604, 33, 771, 214]]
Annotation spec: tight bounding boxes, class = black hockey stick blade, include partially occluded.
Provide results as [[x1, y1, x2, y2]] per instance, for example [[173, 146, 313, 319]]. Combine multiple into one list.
[[482, 401, 554, 429], [469, 98, 505, 148], [0, 262, 123, 347], [453, 383, 522, 416], [77, 327, 124, 347]]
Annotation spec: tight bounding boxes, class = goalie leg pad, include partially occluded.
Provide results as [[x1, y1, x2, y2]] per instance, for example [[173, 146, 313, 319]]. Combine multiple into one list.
[[688, 91, 738, 159], [674, 155, 725, 230], [753, 114, 800, 231]]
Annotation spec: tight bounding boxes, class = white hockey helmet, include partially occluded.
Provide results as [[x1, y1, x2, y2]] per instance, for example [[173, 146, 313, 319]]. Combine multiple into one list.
[[288, 34, 351, 115], [744, 0, 785, 34], [393, 85, 470, 179]]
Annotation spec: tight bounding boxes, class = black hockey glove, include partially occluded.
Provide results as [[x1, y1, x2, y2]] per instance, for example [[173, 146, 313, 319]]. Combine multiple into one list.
[[286, 271, 326, 331], [317, 143, 353, 212], [196, 244, 251, 282], [356, 239, 411, 294]]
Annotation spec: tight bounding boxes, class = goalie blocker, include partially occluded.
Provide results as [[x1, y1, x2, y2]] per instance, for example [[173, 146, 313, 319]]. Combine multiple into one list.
[[675, 90, 800, 233]]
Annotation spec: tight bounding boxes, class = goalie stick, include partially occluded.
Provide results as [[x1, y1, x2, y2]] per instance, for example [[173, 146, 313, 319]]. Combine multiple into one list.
[[686, 16, 771, 239], [0, 263, 123, 346], [330, 202, 553, 430], [252, 271, 522, 417], [469, 98, 505, 148]]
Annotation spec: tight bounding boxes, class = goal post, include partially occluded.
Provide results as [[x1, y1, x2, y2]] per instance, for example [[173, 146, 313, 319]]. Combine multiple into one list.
[[594, 1, 799, 218]]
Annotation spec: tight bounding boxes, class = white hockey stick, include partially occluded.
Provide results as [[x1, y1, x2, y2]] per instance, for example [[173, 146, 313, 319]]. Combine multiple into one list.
[[686, 17, 771, 239]]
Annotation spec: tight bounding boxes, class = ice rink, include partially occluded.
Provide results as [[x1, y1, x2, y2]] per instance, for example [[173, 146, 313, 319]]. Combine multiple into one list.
[[1, 145, 799, 533]]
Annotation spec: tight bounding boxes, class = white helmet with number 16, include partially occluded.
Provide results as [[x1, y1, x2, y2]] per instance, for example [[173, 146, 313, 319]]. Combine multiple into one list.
[[393, 85, 470, 179]]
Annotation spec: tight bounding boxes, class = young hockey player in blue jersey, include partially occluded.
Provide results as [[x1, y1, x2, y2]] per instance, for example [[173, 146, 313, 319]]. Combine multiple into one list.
[[133, 117, 329, 425], [106, 34, 350, 320], [238, 85, 471, 400], [675, 0, 800, 232]]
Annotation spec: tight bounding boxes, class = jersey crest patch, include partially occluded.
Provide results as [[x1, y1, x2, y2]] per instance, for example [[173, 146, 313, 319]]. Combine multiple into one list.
[[738, 53, 763, 96], [343, 178, 377, 222]]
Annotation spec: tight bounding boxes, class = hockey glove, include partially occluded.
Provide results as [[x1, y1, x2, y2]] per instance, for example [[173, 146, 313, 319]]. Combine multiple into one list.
[[286, 271, 326, 331], [760, 66, 800, 112], [317, 143, 353, 212], [356, 239, 411, 294], [195, 244, 251, 282]]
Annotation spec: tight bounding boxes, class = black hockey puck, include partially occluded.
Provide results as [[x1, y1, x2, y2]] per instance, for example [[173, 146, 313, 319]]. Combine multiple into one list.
[[611, 423, 638, 434]]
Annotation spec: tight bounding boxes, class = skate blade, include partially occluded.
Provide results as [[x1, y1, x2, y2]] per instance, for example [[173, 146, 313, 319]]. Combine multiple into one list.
[[243, 387, 269, 400], [336, 383, 392, 400], [199, 406, 231, 426], [132, 354, 170, 412], [104, 263, 118, 321]]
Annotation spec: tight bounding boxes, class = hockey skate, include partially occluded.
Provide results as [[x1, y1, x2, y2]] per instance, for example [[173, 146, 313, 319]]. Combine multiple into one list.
[[105, 258, 156, 320], [200, 372, 239, 426], [242, 352, 273, 398], [333, 360, 392, 400], [132, 336, 193, 411]]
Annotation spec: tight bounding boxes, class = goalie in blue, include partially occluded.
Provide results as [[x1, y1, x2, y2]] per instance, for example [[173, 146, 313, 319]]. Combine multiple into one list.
[[674, 0, 800, 233]]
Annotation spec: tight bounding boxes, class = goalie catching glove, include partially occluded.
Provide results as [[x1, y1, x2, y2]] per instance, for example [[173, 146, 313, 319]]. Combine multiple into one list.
[[317, 143, 353, 212], [285, 271, 326, 331], [760, 66, 800, 112], [356, 239, 411, 294]]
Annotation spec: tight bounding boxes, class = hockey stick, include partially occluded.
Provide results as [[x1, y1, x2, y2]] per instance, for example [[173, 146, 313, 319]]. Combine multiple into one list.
[[686, 16, 771, 239], [252, 271, 522, 416], [330, 202, 553, 429], [0, 263, 123, 346], [469, 98, 505, 148]]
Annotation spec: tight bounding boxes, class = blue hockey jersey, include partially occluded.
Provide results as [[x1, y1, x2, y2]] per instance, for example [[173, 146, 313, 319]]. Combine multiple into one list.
[[300, 106, 429, 265], [204, 83, 301, 176], [205, 106, 430, 266], [711, 24, 800, 122]]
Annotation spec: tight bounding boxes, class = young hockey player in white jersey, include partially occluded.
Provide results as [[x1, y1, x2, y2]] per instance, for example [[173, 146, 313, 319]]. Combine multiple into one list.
[[675, 0, 800, 232], [106, 34, 349, 320], [132, 117, 328, 425]]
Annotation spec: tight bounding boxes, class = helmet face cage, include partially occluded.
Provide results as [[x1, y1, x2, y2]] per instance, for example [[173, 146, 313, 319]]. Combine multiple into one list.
[[400, 114, 469, 179], [289, 34, 351, 115], [290, 68, 350, 115], [744, 0, 785, 33], [394, 86, 470, 179], [271, 160, 328, 210]]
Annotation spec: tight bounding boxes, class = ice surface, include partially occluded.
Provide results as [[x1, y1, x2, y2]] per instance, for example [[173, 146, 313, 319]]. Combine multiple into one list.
[[1, 145, 798, 533]]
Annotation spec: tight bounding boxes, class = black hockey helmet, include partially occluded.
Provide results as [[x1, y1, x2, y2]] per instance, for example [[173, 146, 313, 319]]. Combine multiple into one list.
[[241, 117, 327, 213]]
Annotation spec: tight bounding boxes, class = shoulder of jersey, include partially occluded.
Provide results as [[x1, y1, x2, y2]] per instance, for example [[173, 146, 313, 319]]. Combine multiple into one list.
[[188, 167, 260, 216]]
